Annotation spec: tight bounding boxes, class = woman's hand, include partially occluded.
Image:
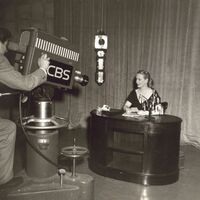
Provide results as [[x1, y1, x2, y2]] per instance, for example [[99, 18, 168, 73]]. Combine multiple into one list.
[[137, 110, 149, 115], [125, 107, 138, 114]]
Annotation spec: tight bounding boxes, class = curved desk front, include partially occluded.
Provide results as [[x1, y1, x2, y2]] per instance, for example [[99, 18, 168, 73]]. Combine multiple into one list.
[[88, 110, 182, 185]]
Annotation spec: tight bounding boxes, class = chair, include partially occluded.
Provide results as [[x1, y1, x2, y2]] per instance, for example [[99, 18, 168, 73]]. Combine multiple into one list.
[[161, 102, 168, 114]]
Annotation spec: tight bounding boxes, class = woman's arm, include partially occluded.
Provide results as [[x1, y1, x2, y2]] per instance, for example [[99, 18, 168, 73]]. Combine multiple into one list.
[[123, 101, 139, 113], [123, 100, 132, 111]]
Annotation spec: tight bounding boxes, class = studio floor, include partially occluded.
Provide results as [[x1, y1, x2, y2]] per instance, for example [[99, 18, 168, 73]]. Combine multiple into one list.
[[77, 144, 200, 200], [1, 128, 200, 200]]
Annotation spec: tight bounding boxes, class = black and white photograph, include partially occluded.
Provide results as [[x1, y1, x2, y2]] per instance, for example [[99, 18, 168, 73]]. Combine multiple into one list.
[[0, 0, 200, 199]]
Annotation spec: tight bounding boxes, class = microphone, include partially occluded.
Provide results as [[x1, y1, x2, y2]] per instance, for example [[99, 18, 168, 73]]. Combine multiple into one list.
[[139, 93, 154, 120], [7, 41, 26, 54]]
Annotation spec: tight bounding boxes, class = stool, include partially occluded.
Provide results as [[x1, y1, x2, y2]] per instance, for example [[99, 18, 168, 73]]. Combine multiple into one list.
[[60, 138, 94, 200], [61, 138, 88, 177]]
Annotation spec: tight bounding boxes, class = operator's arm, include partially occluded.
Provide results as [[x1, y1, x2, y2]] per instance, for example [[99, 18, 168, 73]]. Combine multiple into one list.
[[0, 68, 46, 91], [0, 54, 48, 91]]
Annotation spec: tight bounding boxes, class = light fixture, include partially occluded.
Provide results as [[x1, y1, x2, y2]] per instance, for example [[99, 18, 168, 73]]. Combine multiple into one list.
[[94, 0, 108, 85]]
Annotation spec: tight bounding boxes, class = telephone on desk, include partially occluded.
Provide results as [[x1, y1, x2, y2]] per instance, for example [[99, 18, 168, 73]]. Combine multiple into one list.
[[96, 105, 123, 116]]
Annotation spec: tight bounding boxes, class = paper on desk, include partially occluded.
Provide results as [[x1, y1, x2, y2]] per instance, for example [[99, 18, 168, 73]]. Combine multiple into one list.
[[122, 110, 149, 117], [122, 112, 140, 117]]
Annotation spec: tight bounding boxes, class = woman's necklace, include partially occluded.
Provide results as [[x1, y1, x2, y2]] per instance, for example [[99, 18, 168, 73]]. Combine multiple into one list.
[[137, 88, 152, 103]]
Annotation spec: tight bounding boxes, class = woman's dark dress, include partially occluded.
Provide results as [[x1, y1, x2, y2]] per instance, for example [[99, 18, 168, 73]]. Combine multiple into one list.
[[126, 89, 160, 110]]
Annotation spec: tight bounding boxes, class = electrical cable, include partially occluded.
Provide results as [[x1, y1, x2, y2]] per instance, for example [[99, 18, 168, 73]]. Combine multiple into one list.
[[101, 0, 104, 30]]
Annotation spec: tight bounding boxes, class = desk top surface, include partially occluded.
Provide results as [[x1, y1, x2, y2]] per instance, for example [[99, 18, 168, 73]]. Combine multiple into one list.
[[91, 109, 182, 124]]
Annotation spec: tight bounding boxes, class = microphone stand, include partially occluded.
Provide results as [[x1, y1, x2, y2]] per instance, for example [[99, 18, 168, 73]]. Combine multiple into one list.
[[148, 104, 155, 121], [146, 96, 156, 121]]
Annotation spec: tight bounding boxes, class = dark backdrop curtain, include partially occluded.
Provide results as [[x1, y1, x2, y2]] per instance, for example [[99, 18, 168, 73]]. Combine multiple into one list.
[[54, 0, 200, 148]]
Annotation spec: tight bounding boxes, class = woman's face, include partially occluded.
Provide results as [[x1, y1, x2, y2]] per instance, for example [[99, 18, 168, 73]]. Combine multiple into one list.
[[136, 73, 148, 88]]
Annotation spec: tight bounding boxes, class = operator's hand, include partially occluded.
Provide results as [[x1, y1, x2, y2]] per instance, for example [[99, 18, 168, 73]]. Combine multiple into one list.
[[38, 53, 50, 74]]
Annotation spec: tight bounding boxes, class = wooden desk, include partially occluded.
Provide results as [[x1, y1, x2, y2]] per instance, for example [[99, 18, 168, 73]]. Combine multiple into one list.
[[88, 110, 182, 185]]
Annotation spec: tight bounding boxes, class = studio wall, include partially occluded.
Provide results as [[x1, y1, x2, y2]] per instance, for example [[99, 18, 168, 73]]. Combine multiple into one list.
[[54, 0, 200, 148], [1, 0, 200, 148]]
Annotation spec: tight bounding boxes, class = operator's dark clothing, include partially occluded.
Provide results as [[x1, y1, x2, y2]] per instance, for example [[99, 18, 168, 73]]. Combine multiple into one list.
[[0, 54, 46, 184]]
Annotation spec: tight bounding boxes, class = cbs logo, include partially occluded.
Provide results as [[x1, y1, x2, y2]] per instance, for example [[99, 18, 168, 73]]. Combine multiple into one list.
[[47, 65, 71, 80]]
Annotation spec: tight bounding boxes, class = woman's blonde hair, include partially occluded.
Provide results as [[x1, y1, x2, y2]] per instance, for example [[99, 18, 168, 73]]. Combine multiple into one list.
[[136, 70, 154, 88]]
